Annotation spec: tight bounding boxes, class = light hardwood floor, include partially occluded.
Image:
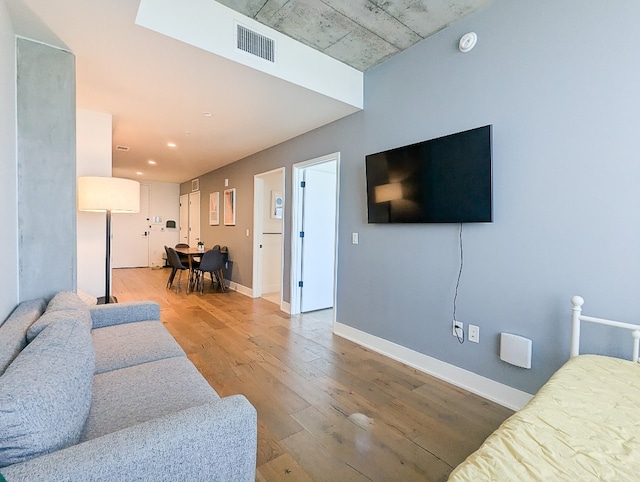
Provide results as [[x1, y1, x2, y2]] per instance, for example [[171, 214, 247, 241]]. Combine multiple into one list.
[[113, 267, 513, 481]]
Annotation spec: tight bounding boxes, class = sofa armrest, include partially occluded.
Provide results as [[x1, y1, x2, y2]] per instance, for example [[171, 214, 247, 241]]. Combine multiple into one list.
[[1, 395, 257, 482], [89, 301, 160, 329]]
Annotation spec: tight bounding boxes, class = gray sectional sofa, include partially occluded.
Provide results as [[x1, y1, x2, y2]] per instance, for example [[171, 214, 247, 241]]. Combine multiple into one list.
[[0, 292, 257, 481]]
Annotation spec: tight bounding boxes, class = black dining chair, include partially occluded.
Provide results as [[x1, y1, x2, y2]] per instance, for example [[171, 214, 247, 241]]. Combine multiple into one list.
[[174, 243, 190, 265], [175, 242, 200, 271], [194, 248, 226, 294], [165, 246, 190, 293]]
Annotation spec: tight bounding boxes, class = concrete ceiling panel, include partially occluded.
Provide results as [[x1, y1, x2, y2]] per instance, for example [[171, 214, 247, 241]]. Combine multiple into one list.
[[214, 0, 268, 18], [253, 0, 291, 22], [372, 0, 491, 38], [321, 0, 421, 51], [324, 27, 399, 71], [216, 0, 492, 70], [258, 0, 356, 51]]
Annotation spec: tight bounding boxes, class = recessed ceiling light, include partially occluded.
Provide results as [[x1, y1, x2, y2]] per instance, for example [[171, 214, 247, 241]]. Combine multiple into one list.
[[148, 160, 157, 165], [136, 171, 143, 176], [202, 112, 212, 117], [185, 131, 191, 136], [167, 142, 176, 147]]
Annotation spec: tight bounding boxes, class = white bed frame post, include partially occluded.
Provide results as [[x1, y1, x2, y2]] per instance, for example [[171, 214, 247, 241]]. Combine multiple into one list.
[[571, 295, 640, 362], [570, 296, 584, 358]]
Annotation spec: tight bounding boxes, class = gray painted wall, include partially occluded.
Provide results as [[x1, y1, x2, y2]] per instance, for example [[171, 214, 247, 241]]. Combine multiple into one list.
[[184, 0, 640, 394], [0, 2, 18, 321], [17, 38, 76, 301]]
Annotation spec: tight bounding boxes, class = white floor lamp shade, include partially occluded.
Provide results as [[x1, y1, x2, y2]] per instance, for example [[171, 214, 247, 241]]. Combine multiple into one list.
[[77, 177, 140, 213], [77, 176, 140, 303]]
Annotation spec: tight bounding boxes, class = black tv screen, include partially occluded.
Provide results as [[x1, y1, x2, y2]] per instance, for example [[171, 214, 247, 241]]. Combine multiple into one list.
[[365, 125, 492, 224]]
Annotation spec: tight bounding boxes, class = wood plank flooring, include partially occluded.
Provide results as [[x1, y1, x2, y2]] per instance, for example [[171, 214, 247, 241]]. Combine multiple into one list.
[[113, 267, 513, 481]]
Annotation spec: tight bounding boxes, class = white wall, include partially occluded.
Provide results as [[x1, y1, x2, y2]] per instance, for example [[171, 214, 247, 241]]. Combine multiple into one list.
[[147, 181, 180, 267], [76, 109, 111, 297], [0, 0, 18, 320]]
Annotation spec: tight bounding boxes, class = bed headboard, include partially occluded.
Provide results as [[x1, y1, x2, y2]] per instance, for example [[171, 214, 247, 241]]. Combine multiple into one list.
[[571, 295, 640, 362]]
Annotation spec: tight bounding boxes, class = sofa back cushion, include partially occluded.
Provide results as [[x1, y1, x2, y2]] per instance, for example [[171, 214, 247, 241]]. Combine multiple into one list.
[[0, 298, 47, 376], [27, 309, 92, 343], [0, 317, 95, 468], [45, 291, 88, 312], [26, 292, 92, 343]]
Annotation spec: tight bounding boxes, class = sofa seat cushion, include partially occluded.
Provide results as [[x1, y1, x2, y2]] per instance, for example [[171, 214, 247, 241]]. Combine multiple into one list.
[[81, 357, 219, 442], [92, 320, 185, 374], [0, 298, 46, 375], [0, 318, 95, 468]]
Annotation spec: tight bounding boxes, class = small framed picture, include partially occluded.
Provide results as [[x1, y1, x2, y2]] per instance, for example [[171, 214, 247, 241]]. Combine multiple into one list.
[[271, 191, 283, 219], [192, 179, 199, 192], [209, 192, 219, 226], [224, 188, 236, 226]]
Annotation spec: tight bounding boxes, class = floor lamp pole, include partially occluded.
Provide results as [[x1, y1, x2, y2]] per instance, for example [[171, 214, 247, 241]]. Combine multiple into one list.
[[105, 209, 112, 304]]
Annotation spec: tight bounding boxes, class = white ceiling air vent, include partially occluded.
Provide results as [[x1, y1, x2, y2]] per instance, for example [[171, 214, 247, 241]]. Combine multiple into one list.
[[115, 145, 130, 152], [236, 24, 275, 63]]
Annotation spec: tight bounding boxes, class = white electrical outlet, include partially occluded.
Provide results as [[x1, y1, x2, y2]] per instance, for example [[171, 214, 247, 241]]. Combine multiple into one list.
[[469, 324, 480, 343], [452, 320, 464, 338]]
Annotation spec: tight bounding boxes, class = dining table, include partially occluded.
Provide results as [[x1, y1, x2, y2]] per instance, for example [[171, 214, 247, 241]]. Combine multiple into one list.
[[174, 246, 204, 270]]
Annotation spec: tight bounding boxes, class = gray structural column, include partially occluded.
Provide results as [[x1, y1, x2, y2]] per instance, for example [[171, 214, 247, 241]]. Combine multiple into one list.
[[17, 38, 76, 300]]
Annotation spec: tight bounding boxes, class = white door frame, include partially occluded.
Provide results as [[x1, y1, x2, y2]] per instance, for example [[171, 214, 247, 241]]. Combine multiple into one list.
[[188, 191, 201, 246], [290, 152, 340, 318], [179, 194, 189, 245], [252, 167, 285, 306]]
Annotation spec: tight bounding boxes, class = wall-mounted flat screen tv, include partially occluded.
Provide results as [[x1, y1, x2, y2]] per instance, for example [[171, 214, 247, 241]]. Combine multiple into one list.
[[365, 125, 492, 224]]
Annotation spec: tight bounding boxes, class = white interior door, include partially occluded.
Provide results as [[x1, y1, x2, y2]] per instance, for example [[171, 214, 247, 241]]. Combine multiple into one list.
[[112, 184, 150, 268], [188, 191, 200, 246], [179, 193, 189, 245], [300, 162, 337, 312]]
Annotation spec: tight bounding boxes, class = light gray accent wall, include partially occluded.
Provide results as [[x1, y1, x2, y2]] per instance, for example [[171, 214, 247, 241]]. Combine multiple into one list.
[[351, 0, 640, 393], [16, 38, 76, 301], [0, 0, 18, 321], [184, 0, 640, 394]]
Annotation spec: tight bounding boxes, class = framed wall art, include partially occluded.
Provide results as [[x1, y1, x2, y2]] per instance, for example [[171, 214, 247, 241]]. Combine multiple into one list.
[[224, 188, 236, 226], [209, 192, 219, 225]]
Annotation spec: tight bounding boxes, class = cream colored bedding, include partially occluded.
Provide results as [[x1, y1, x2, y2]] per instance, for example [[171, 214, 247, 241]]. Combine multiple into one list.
[[449, 355, 640, 481]]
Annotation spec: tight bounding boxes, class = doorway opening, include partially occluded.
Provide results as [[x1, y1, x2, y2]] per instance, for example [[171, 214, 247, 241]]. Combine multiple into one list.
[[290, 153, 339, 317], [252, 168, 285, 309]]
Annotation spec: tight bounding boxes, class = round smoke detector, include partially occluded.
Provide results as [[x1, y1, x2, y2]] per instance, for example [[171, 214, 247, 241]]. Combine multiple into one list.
[[459, 32, 478, 53]]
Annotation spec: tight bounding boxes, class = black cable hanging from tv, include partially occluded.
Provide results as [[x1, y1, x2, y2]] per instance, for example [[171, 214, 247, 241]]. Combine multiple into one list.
[[453, 224, 464, 344]]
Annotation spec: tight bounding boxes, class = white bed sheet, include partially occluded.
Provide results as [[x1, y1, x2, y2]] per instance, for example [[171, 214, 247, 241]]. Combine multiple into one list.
[[449, 354, 640, 481]]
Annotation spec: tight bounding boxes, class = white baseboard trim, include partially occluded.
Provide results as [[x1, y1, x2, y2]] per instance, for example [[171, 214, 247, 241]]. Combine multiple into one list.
[[333, 322, 532, 411], [228, 281, 291, 313], [226, 281, 252, 298]]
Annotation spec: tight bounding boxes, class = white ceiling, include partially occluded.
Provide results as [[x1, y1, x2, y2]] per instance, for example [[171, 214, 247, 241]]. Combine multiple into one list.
[[5, 0, 489, 184]]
